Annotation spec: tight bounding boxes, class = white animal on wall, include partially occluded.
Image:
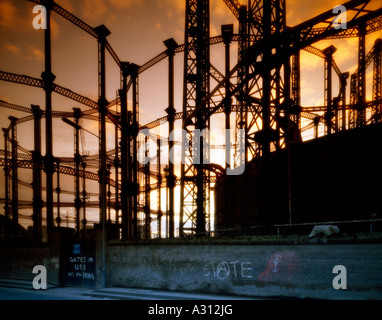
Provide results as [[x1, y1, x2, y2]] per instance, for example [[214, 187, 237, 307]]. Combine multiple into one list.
[[309, 225, 340, 238]]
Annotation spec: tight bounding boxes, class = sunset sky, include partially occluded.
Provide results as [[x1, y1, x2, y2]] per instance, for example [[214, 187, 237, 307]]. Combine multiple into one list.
[[0, 0, 381, 231]]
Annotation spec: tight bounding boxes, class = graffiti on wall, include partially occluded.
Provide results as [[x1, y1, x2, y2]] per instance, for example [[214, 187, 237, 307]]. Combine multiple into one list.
[[258, 251, 300, 282], [136, 250, 300, 283], [203, 261, 254, 280]]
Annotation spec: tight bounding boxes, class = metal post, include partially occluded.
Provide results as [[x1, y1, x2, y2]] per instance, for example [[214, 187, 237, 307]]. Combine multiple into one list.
[[144, 135, 151, 239], [156, 138, 162, 238], [114, 107, 120, 233], [81, 161, 87, 237], [2, 128, 11, 239], [130, 63, 140, 240], [164, 38, 178, 238], [182, 0, 210, 237], [222, 24, 233, 169], [236, 5, 248, 167], [291, 52, 301, 126], [120, 62, 130, 240], [73, 108, 82, 238], [357, 23, 366, 127], [32, 105, 43, 242], [42, 0, 56, 237], [56, 160, 61, 228], [340, 72, 349, 130], [94, 24, 110, 288], [260, 0, 272, 228], [373, 39, 382, 120], [323, 45, 337, 135], [283, 43, 293, 226], [9, 116, 18, 237]]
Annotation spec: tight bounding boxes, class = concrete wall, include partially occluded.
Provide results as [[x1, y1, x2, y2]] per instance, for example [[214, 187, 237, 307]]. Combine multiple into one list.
[[105, 242, 382, 300]]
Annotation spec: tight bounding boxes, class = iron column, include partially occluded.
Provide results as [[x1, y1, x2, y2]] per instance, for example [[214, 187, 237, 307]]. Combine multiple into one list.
[[32, 105, 43, 242], [42, 0, 56, 237], [164, 38, 178, 239]]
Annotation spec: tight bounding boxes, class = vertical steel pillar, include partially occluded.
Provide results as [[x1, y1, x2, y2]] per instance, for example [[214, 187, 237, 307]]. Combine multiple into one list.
[[350, 73, 358, 128], [373, 39, 382, 121], [94, 24, 110, 288], [73, 108, 82, 238], [291, 52, 301, 127], [55, 160, 61, 228], [222, 24, 233, 169], [156, 138, 162, 238], [282, 31, 293, 225], [2, 128, 11, 238], [32, 105, 43, 242], [181, 0, 210, 236], [114, 108, 120, 232], [340, 72, 349, 131], [119, 62, 130, 240], [235, 5, 248, 167], [260, 0, 272, 227], [164, 38, 178, 238], [9, 116, 18, 237], [95, 25, 110, 227], [127, 110, 133, 239], [81, 161, 87, 237], [130, 63, 140, 239], [42, 0, 56, 237], [144, 135, 151, 239], [314, 117, 320, 139], [323, 45, 337, 135], [107, 163, 112, 224], [357, 23, 366, 127]]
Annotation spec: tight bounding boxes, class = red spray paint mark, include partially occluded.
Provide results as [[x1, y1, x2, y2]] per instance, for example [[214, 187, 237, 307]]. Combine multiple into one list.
[[258, 251, 300, 282]]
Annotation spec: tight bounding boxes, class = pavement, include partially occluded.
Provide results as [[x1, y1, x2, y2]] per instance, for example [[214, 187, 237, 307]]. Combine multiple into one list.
[[0, 278, 256, 300]]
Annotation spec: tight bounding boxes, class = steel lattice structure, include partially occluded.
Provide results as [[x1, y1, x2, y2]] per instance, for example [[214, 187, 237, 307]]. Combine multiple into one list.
[[0, 0, 381, 241]]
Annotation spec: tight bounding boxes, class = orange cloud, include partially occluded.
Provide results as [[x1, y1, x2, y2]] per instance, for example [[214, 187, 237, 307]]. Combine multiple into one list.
[[108, 0, 143, 8], [0, 0, 18, 29], [80, 0, 108, 24], [4, 43, 21, 55], [25, 45, 44, 61]]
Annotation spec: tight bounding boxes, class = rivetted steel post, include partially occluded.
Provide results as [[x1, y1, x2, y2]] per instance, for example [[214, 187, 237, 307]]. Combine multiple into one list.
[[32, 105, 43, 242], [144, 135, 151, 239], [73, 108, 82, 238], [222, 24, 233, 170], [81, 161, 87, 237], [323, 45, 337, 135], [94, 24, 110, 288], [120, 62, 130, 240], [357, 23, 366, 127], [340, 72, 349, 131], [164, 38, 178, 239], [156, 138, 162, 238], [129, 63, 140, 239], [42, 0, 56, 237], [55, 159, 61, 228], [2, 128, 11, 239], [8, 116, 18, 237]]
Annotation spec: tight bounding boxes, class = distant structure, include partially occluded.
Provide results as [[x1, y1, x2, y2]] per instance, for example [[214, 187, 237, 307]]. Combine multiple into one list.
[[0, 0, 381, 242]]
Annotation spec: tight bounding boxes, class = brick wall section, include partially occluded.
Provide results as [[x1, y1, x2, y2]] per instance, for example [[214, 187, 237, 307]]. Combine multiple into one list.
[[0, 232, 62, 286], [105, 243, 382, 299], [1, 231, 381, 299]]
